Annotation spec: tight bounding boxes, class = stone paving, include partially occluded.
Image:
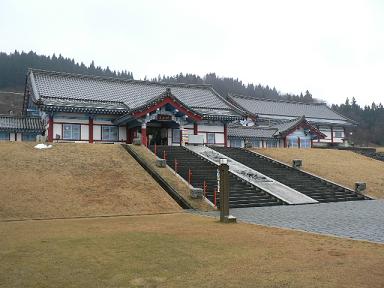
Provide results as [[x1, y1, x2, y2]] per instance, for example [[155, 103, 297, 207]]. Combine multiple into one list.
[[191, 200, 384, 243]]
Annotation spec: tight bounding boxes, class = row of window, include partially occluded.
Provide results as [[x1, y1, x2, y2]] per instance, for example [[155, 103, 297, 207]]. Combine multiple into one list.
[[0, 132, 38, 141], [171, 129, 216, 144], [62, 124, 118, 141], [230, 139, 279, 148], [287, 137, 311, 148]]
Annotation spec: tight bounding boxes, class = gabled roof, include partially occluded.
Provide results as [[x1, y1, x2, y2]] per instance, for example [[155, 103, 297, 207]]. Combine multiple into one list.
[[228, 93, 356, 125], [273, 116, 326, 138], [36, 97, 129, 114], [228, 116, 326, 139], [0, 115, 45, 133], [27, 69, 244, 120], [228, 125, 277, 139]]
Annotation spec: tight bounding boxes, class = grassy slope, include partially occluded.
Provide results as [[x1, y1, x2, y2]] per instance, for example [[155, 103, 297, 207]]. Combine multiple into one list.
[[255, 148, 384, 199], [1, 213, 384, 288], [0, 142, 181, 220]]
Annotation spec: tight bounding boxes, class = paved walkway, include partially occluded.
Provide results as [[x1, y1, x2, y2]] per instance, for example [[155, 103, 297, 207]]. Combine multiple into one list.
[[192, 200, 384, 243]]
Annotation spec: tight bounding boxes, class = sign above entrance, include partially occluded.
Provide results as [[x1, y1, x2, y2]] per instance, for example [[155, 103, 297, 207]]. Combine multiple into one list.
[[156, 114, 173, 121]]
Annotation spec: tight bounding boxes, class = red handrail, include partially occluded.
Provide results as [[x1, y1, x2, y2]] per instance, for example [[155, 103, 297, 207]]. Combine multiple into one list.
[[188, 168, 192, 185]]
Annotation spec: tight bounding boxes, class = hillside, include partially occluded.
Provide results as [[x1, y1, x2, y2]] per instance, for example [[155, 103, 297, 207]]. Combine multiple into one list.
[[0, 143, 181, 220], [256, 148, 384, 199], [0, 91, 24, 115]]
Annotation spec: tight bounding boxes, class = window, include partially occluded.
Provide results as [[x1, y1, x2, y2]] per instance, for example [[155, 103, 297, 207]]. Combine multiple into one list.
[[301, 139, 311, 148], [287, 137, 298, 148], [206, 133, 215, 144], [334, 131, 343, 138], [63, 124, 81, 140], [251, 139, 260, 148], [22, 133, 38, 141], [230, 138, 242, 148], [102, 126, 118, 141], [172, 129, 180, 143], [266, 140, 278, 148], [0, 131, 10, 141]]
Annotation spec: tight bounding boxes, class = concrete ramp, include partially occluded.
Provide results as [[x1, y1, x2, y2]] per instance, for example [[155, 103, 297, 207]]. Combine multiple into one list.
[[186, 145, 318, 205]]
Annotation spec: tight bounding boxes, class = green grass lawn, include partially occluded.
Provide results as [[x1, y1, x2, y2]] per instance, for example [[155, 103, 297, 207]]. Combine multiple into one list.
[[1, 213, 384, 288]]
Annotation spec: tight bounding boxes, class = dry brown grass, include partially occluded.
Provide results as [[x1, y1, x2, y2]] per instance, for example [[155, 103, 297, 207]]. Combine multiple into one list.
[[1, 213, 383, 288], [254, 148, 384, 199], [130, 144, 214, 211], [0, 142, 180, 220]]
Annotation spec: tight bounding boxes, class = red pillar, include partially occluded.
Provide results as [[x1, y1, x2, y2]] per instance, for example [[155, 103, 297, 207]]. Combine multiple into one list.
[[179, 128, 183, 146], [223, 123, 228, 147], [47, 114, 53, 142], [298, 137, 301, 148], [141, 124, 147, 146], [126, 125, 132, 144], [89, 117, 94, 143], [193, 122, 198, 135], [330, 126, 334, 144], [311, 139, 313, 148], [284, 137, 287, 148]]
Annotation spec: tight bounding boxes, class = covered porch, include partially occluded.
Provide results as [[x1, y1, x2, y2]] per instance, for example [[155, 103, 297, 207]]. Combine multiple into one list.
[[113, 88, 229, 147]]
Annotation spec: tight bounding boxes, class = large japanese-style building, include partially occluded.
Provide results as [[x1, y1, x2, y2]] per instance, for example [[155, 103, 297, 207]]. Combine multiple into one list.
[[0, 69, 356, 147]]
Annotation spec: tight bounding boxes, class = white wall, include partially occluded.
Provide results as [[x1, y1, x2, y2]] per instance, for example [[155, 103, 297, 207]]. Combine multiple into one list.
[[16, 133, 22, 141], [119, 126, 127, 142], [9, 132, 16, 141], [93, 125, 101, 141], [53, 123, 62, 140], [81, 124, 89, 141]]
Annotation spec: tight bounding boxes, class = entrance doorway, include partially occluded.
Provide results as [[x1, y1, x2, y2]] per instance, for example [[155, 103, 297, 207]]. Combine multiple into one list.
[[147, 126, 168, 145]]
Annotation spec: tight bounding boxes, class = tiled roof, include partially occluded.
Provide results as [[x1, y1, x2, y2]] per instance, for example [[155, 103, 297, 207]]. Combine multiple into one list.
[[28, 69, 243, 120], [229, 94, 355, 124], [228, 116, 326, 139], [272, 116, 305, 134], [38, 96, 129, 114], [228, 125, 278, 139], [0, 115, 45, 132]]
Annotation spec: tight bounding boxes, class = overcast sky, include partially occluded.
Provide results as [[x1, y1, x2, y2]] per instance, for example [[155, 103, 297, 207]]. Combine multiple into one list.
[[1, 0, 383, 105]]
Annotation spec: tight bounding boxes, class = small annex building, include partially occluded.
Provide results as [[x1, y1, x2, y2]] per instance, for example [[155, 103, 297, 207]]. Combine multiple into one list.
[[0, 69, 355, 149], [0, 115, 44, 141], [227, 94, 356, 148]]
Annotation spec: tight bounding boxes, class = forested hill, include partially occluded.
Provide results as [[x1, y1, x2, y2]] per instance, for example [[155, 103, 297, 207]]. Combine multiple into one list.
[[332, 99, 384, 146], [1, 50, 383, 145], [0, 50, 313, 103]]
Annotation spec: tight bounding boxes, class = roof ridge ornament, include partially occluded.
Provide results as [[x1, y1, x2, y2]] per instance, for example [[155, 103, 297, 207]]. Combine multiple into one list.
[[165, 87, 172, 97]]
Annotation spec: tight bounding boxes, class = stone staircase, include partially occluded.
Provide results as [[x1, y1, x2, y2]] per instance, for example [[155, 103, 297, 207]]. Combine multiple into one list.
[[210, 146, 369, 203], [148, 145, 283, 208], [356, 150, 384, 162]]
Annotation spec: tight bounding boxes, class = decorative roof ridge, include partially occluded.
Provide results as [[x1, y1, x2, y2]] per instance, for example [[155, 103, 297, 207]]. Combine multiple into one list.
[[228, 93, 327, 106], [190, 106, 235, 110], [0, 114, 42, 119], [28, 68, 214, 90], [229, 125, 278, 131], [39, 95, 127, 105], [128, 88, 202, 117]]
